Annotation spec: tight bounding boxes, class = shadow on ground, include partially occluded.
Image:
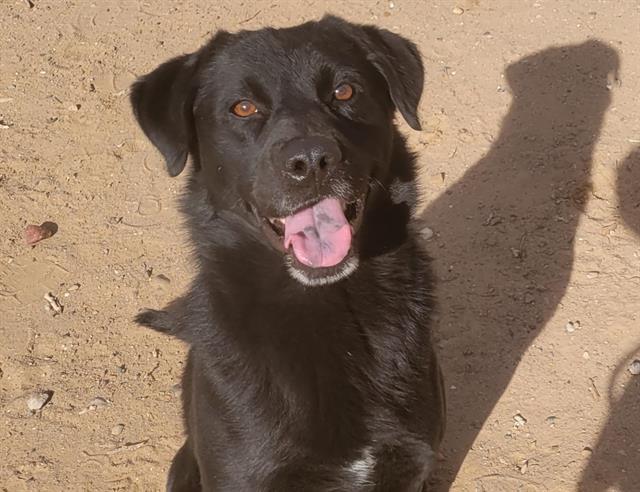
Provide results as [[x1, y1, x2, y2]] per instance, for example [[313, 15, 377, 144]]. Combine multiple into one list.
[[577, 147, 640, 491], [419, 41, 620, 488]]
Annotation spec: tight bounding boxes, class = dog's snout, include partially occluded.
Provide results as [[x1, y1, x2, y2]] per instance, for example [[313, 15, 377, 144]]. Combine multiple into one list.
[[280, 136, 342, 181]]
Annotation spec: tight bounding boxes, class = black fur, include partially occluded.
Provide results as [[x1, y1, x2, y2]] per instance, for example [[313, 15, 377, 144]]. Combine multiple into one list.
[[132, 15, 445, 492]]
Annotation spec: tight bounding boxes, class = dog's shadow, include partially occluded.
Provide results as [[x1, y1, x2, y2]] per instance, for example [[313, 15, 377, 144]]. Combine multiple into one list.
[[419, 41, 620, 487], [578, 147, 640, 491]]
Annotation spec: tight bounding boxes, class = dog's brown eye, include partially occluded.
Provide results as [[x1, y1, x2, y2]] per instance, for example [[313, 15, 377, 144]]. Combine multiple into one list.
[[232, 100, 258, 117], [334, 84, 354, 101]]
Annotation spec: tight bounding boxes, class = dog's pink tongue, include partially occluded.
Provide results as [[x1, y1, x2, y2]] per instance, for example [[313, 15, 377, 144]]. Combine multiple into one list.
[[284, 198, 352, 268]]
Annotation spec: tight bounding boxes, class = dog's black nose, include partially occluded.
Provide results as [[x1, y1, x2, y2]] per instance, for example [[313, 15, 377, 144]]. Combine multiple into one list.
[[280, 136, 342, 181]]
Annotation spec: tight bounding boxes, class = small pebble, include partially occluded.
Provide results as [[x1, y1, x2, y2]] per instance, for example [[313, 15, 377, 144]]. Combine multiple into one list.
[[565, 321, 577, 333], [628, 359, 640, 375], [90, 396, 109, 407], [111, 424, 125, 436], [24, 222, 57, 245], [581, 446, 593, 457], [44, 292, 63, 316], [513, 413, 527, 428], [77, 399, 104, 413], [519, 459, 529, 474], [452, 6, 464, 15], [172, 383, 182, 397], [27, 391, 52, 411], [545, 415, 557, 427], [583, 351, 590, 360], [420, 226, 434, 240], [81, 396, 110, 412]]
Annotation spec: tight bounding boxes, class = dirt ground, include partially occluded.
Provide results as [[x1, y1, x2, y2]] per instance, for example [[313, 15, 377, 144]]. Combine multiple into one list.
[[1, 1, 638, 491]]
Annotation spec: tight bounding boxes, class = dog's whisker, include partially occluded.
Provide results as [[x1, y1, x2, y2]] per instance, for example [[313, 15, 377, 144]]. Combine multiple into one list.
[[368, 176, 390, 196]]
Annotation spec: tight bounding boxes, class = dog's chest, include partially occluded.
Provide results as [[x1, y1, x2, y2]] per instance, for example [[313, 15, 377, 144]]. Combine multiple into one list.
[[206, 271, 433, 462]]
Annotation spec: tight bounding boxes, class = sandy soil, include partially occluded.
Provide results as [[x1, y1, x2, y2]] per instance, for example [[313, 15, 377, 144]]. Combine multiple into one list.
[[1, 1, 639, 491]]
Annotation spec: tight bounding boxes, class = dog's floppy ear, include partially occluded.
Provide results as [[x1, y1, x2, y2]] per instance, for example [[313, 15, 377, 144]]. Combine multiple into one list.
[[130, 53, 200, 177], [361, 26, 425, 131]]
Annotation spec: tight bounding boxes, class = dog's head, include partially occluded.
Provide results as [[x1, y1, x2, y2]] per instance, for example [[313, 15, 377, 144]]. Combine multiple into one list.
[[131, 16, 423, 286]]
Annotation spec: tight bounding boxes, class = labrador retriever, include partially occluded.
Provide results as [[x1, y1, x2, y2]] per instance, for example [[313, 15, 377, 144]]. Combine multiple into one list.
[[131, 15, 445, 492]]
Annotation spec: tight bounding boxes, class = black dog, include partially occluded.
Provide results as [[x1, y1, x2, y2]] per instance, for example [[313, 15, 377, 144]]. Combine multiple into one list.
[[131, 15, 445, 491]]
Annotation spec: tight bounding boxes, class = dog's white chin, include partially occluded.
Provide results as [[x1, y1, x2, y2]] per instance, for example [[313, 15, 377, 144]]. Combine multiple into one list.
[[286, 256, 359, 287]]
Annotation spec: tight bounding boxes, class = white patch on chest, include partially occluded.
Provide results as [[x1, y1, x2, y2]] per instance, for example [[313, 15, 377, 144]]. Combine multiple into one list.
[[346, 446, 376, 485]]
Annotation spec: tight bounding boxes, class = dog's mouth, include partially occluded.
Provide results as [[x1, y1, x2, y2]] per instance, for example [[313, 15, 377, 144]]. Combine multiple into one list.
[[255, 196, 365, 284]]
